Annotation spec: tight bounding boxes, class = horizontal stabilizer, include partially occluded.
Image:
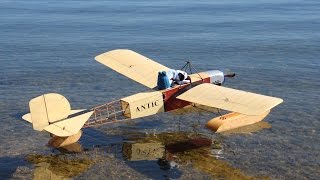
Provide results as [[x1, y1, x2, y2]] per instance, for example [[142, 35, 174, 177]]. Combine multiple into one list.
[[22, 113, 32, 123], [95, 49, 169, 88], [177, 83, 283, 115], [44, 110, 94, 137], [22, 110, 85, 124]]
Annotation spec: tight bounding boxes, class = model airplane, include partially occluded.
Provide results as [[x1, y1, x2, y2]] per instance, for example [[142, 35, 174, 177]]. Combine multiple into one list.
[[22, 49, 283, 147]]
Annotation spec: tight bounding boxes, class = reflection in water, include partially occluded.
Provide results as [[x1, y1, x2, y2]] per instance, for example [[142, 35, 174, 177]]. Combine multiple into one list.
[[25, 131, 270, 179], [33, 162, 66, 180], [122, 132, 269, 179], [56, 143, 83, 153], [221, 121, 272, 135], [26, 153, 93, 179], [166, 137, 212, 153], [122, 142, 165, 161]]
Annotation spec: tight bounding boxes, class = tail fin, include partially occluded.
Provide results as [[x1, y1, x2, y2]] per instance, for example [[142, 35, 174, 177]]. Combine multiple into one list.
[[22, 93, 93, 137], [23, 93, 71, 131]]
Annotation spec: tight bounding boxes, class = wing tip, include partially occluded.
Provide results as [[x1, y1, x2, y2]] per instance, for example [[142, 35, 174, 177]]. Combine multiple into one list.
[[95, 49, 134, 62]]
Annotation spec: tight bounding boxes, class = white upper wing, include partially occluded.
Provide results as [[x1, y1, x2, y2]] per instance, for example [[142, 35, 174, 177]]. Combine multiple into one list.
[[95, 49, 169, 88], [177, 83, 283, 115]]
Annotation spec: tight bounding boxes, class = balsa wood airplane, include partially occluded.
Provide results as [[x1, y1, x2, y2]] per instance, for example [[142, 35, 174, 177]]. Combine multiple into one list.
[[22, 49, 283, 147]]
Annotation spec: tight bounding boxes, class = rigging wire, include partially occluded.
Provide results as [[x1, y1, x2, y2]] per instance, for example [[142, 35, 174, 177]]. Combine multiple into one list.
[[180, 61, 204, 81]]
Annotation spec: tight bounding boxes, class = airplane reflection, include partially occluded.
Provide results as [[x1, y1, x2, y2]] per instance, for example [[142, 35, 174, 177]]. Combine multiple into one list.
[[122, 132, 269, 179], [26, 131, 270, 179]]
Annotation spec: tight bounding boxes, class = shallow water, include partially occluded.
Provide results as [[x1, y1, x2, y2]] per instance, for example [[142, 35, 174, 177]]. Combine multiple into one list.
[[1, 0, 320, 179]]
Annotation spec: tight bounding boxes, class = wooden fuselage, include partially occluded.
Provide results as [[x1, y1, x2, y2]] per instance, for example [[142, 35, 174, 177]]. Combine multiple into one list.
[[112, 71, 221, 122]]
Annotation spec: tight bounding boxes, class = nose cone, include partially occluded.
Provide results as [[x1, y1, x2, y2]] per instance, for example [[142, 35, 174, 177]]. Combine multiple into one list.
[[224, 72, 236, 78]]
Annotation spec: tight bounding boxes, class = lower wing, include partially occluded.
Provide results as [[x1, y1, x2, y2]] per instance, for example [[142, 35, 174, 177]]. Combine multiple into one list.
[[177, 83, 283, 132], [177, 83, 283, 116]]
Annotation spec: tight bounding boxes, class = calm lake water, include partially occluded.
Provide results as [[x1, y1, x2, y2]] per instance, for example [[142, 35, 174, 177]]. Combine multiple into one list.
[[0, 0, 319, 179]]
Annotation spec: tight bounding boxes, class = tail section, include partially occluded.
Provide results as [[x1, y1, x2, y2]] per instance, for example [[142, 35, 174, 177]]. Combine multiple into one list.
[[44, 110, 93, 137], [28, 93, 71, 131], [22, 93, 93, 137]]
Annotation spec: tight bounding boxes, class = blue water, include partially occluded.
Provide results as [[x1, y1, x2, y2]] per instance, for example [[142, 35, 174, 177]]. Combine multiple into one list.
[[1, 0, 319, 179]]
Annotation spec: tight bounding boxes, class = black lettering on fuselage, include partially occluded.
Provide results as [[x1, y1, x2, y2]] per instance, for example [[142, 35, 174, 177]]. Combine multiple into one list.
[[136, 100, 160, 112]]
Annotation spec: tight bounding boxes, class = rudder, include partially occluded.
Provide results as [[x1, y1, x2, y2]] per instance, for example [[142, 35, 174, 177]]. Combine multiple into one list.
[[28, 93, 71, 131]]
